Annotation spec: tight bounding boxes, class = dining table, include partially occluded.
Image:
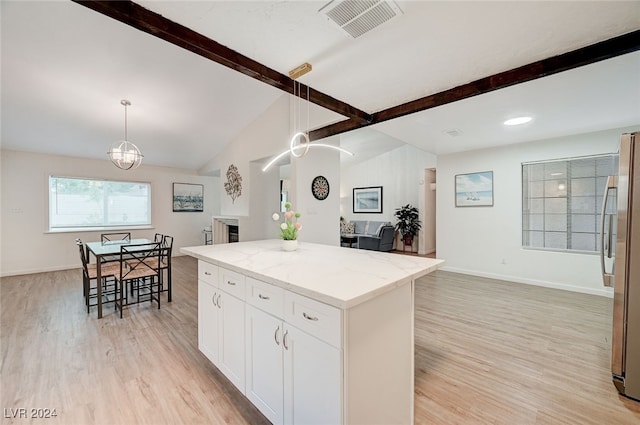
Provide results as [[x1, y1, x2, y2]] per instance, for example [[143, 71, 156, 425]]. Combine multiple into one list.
[[85, 238, 152, 318]]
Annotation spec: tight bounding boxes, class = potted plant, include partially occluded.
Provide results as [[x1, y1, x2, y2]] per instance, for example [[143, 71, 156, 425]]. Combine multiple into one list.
[[272, 202, 302, 251], [394, 204, 422, 246]]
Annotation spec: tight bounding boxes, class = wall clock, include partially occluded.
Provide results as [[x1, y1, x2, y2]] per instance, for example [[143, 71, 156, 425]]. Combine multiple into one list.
[[311, 175, 330, 200]]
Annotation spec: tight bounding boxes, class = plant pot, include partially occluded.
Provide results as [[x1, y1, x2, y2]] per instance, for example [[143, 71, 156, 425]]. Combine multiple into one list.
[[403, 235, 414, 246], [282, 239, 298, 251]]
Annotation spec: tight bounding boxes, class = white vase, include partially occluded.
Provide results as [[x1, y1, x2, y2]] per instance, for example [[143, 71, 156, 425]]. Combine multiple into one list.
[[282, 239, 298, 251]]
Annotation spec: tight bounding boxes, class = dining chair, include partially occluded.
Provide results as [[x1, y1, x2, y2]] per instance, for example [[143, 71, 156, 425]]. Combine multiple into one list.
[[132, 235, 173, 302], [101, 232, 131, 244], [154, 233, 164, 243], [76, 239, 119, 314], [114, 242, 162, 318]]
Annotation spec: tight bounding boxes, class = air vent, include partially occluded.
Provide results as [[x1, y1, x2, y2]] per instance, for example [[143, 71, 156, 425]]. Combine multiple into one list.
[[445, 129, 462, 138], [319, 0, 403, 38]]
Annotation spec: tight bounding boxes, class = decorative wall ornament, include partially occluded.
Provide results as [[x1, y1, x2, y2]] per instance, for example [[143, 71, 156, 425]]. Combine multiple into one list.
[[224, 164, 243, 203], [311, 175, 330, 200]]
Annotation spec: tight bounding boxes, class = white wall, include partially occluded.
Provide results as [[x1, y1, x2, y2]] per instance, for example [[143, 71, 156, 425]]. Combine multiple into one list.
[[240, 161, 280, 241], [436, 126, 638, 297], [292, 136, 341, 246], [340, 144, 437, 224], [0, 149, 215, 276], [201, 94, 343, 245]]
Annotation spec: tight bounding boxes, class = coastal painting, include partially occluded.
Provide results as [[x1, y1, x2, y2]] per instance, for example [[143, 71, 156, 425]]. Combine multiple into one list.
[[455, 171, 493, 207], [173, 183, 204, 212], [353, 186, 383, 213]]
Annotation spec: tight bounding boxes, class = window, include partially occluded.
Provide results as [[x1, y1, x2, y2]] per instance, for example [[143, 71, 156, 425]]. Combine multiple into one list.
[[49, 176, 151, 231], [522, 154, 618, 253]]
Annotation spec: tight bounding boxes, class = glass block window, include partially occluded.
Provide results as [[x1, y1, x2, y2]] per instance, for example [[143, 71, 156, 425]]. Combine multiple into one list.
[[49, 176, 151, 230], [522, 154, 618, 253]]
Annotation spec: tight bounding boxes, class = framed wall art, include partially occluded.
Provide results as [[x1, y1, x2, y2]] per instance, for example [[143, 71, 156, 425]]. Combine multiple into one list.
[[353, 186, 383, 213], [455, 171, 493, 207], [173, 183, 204, 212]]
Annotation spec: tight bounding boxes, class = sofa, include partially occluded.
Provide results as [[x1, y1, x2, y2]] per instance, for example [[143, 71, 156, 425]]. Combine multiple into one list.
[[358, 225, 395, 252], [341, 220, 394, 251]]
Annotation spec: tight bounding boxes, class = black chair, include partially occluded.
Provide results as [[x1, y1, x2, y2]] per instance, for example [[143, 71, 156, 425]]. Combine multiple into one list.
[[76, 239, 119, 314], [101, 232, 131, 244], [143, 235, 173, 302], [357, 226, 395, 252], [114, 242, 163, 318], [100, 232, 132, 262], [154, 233, 164, 243]]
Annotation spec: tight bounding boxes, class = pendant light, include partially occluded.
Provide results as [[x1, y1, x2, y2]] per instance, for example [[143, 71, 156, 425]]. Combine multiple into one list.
[[262, 64, 354, 172], [108, 99, 143, 170]]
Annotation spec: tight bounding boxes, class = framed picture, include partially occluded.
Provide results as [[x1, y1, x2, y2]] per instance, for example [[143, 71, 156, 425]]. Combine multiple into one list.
[[173, 183, 204, 212], [353, 186, 383, 213], [455, 171, 494, 207]]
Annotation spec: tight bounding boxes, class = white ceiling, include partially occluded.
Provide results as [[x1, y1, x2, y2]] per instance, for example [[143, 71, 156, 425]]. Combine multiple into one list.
[[2, 1, 640, 170]]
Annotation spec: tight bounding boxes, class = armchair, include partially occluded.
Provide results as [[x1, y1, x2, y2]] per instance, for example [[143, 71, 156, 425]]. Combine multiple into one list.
[[357, 225, 395, 252]]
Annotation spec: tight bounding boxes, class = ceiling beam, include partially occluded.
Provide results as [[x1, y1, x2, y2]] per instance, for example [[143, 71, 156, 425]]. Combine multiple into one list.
[[309, 29, 640, 141], [71, 0, 372, 125]]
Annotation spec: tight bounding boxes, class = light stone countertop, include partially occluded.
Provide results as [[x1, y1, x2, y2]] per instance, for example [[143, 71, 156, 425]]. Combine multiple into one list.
[[181, 239, 444, 309]]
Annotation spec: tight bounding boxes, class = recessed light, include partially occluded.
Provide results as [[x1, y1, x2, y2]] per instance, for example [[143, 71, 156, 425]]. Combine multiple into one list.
[[504, 116, 532, 126], [550, 172, 563, 176]]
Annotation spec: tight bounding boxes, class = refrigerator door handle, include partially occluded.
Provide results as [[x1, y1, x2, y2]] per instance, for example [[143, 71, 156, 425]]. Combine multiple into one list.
[[600, 175, 617, 287]]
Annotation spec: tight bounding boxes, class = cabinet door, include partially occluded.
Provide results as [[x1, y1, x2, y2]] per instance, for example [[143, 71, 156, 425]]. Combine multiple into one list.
[[218, 290, 246, 392], [198, 280, 219, 364], [283, 325, 341, 425], [245, 305, 284, 424]]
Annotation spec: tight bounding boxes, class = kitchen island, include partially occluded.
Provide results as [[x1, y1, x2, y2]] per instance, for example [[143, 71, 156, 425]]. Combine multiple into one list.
[[181, 239, 444, 425]]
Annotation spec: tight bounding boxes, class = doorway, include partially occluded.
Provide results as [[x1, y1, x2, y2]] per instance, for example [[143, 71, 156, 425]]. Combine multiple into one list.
[[422, 168, 436, 256]]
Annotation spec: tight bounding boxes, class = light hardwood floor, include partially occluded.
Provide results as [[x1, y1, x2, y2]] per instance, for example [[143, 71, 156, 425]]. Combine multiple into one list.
[[1, 256, 639, 424]]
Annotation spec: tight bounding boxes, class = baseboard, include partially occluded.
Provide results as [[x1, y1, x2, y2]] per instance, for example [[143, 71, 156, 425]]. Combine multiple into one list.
[[1, 264, 80, 278], [439, 266, 614, 298], [1, 253, 188, 278]]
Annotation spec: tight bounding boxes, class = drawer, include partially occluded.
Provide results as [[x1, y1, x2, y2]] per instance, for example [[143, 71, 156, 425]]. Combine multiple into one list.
[[284, 291, 342, 348], [219, 267, 246, 300], [198, 260, 218, 286], [246, 277, 284, 319]]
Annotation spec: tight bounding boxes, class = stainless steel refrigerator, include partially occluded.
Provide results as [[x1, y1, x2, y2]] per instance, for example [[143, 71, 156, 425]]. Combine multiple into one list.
[[601, 131, 640, 401]]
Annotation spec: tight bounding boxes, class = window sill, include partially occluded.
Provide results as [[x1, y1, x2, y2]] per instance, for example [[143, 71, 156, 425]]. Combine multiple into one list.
[[46, 225, 154, 234]]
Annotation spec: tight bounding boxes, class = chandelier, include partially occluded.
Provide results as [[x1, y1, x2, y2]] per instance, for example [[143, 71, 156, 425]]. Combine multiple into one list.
[[262, 64, 353, 172], [108, 99, 143, 170]]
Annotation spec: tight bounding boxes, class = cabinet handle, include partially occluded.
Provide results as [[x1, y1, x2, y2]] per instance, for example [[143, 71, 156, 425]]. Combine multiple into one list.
[[227, 280, 236, 286], [217, 294, 222, 309], [258, 294, 270, 300], [211, 294, 216, 307], [283, 330, 289, 350], [274, 326, 281, 346], [204, 271, 212, 276], [303, 312, 319, 321]]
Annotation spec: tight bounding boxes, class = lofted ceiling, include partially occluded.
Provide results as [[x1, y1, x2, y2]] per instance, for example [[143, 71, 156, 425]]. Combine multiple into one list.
[[1, 1, 640, 171]]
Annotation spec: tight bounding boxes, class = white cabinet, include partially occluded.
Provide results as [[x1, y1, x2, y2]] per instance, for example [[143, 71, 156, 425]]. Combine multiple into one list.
[[197, 261, 245, 392], [283, 324, 341, 425], [217, 285, 245, 392], [198, 262, 219, 364], [245, 277, 341, 425], [198, 279, 219, 364], [197, 259, 414, 425], [245, 304, 285, 424]]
